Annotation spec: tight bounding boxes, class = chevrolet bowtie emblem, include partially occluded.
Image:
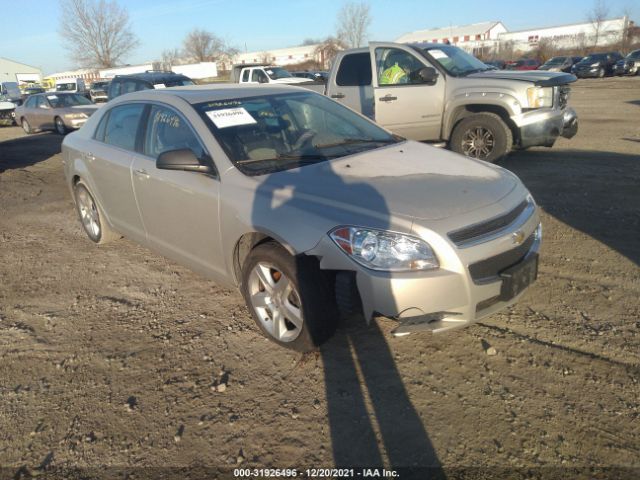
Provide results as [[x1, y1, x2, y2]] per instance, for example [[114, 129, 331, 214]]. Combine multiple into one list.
[[512, 230, 526, 246]]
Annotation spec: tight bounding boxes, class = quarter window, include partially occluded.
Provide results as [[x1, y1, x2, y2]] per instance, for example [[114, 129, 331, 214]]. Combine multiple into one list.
[[143, 105, 206, 160], [102, 104, 145, 151]]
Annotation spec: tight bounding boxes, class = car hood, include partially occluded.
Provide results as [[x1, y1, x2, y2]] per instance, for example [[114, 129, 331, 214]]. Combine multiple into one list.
[[270, 77, 313, 84], [250, 141, 518, 222], [466, 69, 576, 86], [0, 101, 15, 110]]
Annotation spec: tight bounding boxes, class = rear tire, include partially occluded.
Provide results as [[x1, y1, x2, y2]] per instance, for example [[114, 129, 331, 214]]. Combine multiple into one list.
[[241, 241, 338, 352], [450, 112, 513, 163], [73, 180, 119, 244]]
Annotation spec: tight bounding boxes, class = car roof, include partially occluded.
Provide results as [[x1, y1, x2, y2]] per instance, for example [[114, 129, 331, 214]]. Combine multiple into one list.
[[110, 83, 315, 105], [113, 71, 190, 82]]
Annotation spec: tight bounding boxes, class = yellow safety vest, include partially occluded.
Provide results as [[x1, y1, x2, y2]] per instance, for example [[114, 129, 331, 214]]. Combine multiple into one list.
[[380, 64, 406, 85]]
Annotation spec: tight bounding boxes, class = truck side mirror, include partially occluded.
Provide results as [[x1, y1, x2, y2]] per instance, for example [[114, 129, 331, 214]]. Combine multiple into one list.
[[418, 67, 438, 85]]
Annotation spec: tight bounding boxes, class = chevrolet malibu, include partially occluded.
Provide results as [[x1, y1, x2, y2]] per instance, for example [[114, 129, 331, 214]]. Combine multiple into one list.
[[62, 85, 541, 351]]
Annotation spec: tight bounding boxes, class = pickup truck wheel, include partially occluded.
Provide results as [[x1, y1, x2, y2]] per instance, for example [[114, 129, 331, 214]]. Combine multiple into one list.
[[242, 242, 338, 352], [73, 180, 119, 244], [450, 113, 512, 163]]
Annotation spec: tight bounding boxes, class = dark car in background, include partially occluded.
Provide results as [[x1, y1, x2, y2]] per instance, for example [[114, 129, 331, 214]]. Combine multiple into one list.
[[538, 56, 583, 73], [484, 60, 506, 70], [572, 52, 623, 78], [89, 80, 111, 102], [107, 71, 194, 101], [291, 71, 328, 82], [614, 50, 640, 76], [506, 59, 540, 70]]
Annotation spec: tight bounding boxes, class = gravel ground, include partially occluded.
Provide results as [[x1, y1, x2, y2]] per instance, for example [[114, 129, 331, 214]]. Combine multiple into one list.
[[0, 77, 639, 479]]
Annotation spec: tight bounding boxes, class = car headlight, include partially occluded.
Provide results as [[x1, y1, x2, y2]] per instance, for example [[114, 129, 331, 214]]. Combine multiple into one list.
[[65, 113, 87, 119], [329, 226, 439, 271], [526, 86, 553, 108]]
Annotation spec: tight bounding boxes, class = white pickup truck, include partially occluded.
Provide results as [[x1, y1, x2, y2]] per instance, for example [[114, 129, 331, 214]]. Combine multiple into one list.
[[231, 64, 314, 85], [319, 42, 579, 162]]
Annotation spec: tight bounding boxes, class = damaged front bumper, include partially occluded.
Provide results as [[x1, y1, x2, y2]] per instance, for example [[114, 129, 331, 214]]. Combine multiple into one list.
[[512, 106, 578, 148]]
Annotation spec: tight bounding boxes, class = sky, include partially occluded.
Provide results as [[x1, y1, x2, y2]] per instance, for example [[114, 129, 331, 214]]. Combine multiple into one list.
[[3, 0, 638, 75]]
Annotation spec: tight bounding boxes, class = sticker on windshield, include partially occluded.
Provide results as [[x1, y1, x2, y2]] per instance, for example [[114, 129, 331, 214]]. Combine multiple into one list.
[[206, 107, 257, 128], [265, 70, 273, 75], [47, 95, 58, 100], [429, 49, 449, 59], [153, 83, 166, 88]]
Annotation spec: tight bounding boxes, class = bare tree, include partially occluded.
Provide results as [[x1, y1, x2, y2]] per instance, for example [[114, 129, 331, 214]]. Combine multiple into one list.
[[534, 37, 558, 63], [588, 0, 610, 48], [336, 2, 372, 48], [259, 52, 273, 64], [59, 0, 139, 68], [301, 38, 321, 46], [183, 28, 237, 63], [314, 36, 347, 69], [161, 48, 182, 70]]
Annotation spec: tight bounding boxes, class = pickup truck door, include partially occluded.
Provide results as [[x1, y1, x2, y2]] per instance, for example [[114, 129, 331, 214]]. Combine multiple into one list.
[[369, 42, 445, 141], [326, 52, 375, 120]]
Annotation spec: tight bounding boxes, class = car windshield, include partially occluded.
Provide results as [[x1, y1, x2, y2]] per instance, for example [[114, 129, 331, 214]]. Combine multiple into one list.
[[418, 45, 491, 76], [56, 83, 77, 91], [46, 94, 93, 108], [626, 50, 640, 59], [91, 82, 109, 89], [546, 57, 567, 65], [581, 54, 605, 63], [163, 78, 195, 87], [264, 67, 293, 80], [194, 91, 400, 176]]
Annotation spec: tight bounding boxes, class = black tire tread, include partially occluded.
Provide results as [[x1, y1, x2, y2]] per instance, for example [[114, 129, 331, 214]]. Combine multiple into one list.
[[450, 112, 513, 163]]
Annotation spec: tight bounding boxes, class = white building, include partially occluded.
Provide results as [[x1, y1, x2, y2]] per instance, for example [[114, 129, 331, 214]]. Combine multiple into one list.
[[99, 64, 154, 79], [395, 21, 508, 56], [498, 17, 631, 53], [234, 44, 322, 66], [0, 57, 42, 85]]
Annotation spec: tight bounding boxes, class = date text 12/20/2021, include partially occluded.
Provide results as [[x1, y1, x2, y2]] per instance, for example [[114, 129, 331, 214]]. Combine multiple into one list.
[[234, 468, 400, 478]]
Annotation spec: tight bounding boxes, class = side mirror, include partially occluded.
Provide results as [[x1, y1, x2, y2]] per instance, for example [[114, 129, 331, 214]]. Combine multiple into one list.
[[418, 67, 438, 84], [157, 149, 213, 174]]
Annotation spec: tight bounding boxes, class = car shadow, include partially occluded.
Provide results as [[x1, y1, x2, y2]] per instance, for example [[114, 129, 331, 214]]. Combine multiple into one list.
[[503, 149, 640, 265], [0, 131, 62, 173], [251, 160, 444, 475]]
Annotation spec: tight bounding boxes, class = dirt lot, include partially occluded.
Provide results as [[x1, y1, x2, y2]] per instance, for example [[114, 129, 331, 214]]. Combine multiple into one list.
[[0, 77, 639, 479]]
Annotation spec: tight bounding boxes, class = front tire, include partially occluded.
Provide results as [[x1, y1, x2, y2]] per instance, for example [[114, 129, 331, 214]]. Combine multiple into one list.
[[450, 112, 513, 163], [598, 68, 605, 78], [73, 180, 119, 244], [241, 241, 338, 352], [55, 116, 68, 135], [22, 118, 32, 134]]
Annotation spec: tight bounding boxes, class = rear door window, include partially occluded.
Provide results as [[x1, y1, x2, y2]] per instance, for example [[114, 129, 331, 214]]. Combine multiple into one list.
[[336, 53, 372, 86], [102, 104, 145, 151]]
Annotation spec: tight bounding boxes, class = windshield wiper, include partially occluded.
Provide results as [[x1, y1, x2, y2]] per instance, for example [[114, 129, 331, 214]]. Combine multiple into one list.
[[460, 68, 492, 76], [313, 137, 397, 149]]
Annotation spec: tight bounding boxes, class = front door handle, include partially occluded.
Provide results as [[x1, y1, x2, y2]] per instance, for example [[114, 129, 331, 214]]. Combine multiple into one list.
[[85, 152, 95, 161], [134, 168, 149, 179], [331, 93, 345, 99], [379, 94, 397, 102]]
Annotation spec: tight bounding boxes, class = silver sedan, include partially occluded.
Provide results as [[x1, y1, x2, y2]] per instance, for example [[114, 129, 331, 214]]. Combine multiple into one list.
[[62, 85, 540, 351], [16, 92, 98, 135]]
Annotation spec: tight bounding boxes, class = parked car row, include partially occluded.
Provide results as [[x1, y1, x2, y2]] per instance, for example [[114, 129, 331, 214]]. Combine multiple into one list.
[[484, 50, 639, 78]]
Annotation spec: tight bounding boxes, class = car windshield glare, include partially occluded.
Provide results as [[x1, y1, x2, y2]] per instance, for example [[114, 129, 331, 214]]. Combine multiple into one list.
[[47, 94, 92, 108], [418, 45, 490, 76], [194, 92, 399, 175], [56, 83, 77, 91], [546, 57, 566, 64]]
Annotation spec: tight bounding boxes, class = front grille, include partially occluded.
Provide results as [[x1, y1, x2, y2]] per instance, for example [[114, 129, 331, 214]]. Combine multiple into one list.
[[448, 200, 529, 247], [558, 86, 570, 110], [469, 233, 535, 284]]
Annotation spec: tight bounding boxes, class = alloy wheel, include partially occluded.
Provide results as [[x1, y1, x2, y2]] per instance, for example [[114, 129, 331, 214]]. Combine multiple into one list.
[[247, 262, 303, 342], [461, 126, 495, 159], [76, 187, 101, 239]]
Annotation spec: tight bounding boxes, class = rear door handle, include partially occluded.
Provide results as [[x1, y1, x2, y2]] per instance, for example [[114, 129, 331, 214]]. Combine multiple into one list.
[[379, 95, 397, 102], [330, 93, 345, 99]]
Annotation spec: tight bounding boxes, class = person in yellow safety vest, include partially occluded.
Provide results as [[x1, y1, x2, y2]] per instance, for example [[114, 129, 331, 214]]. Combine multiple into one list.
[[380, 54, 410, 85]]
